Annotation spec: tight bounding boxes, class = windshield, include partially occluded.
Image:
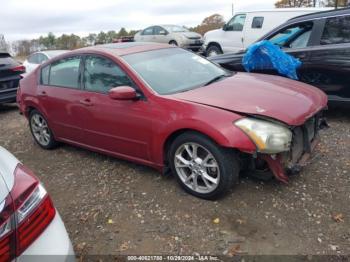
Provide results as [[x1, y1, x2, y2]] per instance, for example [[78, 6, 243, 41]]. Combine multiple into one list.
[[163, 25, 188, 33], [122, 48, 228, 95]]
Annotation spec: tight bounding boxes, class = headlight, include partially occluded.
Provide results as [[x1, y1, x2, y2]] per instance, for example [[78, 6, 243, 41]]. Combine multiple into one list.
[[235, 118, 292, 154]]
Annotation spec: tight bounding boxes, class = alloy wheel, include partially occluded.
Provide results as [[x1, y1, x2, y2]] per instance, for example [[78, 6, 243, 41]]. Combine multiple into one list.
[[30, 113, 51, 146], [174, 142, 220, 194]]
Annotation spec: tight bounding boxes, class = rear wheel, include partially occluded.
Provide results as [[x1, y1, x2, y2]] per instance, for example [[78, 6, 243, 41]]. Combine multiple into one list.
[[206, 45, 223, 57], [29, 109, 58, 149], [169, 132, 239, 200]]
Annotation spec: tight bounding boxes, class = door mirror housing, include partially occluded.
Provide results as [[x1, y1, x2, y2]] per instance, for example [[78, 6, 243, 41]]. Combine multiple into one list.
[[222, 24, 227, 31], [108, 86, 138, 100], [159, 30, 167, 35]]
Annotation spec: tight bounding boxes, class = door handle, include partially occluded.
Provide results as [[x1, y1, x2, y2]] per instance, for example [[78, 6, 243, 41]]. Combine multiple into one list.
[[79, 99, 93, 106], [38, 91, 47, 97]]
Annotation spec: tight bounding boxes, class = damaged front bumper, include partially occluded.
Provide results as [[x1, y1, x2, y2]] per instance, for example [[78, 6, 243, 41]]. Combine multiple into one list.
[[248, 113, 328, 183], [259, 135, 319, 183]]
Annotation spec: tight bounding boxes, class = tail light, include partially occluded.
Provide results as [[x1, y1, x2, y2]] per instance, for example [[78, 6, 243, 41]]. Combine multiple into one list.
[[0, 164, 56, 261], [11, 65, 26, 73]]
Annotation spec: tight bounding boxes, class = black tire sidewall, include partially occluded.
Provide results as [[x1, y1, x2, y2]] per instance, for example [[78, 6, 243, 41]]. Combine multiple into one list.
[[206, 45, 222, 57], [29, 109, 57, 149], [169, 132, 239, 200]]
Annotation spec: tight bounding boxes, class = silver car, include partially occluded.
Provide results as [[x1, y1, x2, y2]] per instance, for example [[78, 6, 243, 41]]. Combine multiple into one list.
[[134, 25, 203, 51], [0, 147, 74, 261], [23, 50, 68, 75]]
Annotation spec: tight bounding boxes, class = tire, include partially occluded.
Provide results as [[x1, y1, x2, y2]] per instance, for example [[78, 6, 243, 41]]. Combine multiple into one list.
[[206, 45, 223, 57], [169, 40, 178, 46], [29, 109, 58, 149], [169, 132, 239, 200]]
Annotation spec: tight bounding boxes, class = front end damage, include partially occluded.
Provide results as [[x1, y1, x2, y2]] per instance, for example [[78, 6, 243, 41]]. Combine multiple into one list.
[[244, 112, 328, 183]]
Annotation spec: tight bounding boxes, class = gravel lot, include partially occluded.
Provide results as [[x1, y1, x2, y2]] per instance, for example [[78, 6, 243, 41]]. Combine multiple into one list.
[[0, 103, 349, 257]]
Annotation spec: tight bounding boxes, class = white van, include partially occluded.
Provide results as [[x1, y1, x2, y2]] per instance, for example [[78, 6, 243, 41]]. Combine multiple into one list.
[[203, 8, 331, 56]]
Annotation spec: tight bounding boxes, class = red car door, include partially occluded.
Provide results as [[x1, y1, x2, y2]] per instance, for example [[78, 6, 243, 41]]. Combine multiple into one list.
[[37, 56, 86, 143], [78, 55, 154, 161]]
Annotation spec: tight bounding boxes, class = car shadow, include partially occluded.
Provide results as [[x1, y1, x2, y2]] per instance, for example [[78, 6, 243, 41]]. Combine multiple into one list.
[[325, 105, 350, 121], [0, 103, 18, 115]]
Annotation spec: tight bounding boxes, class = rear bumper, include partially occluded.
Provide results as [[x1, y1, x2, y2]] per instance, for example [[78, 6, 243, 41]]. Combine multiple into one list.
[[0, 87, 17, 103], [0, 76, 20, 103], [17, 212, 75, 262]]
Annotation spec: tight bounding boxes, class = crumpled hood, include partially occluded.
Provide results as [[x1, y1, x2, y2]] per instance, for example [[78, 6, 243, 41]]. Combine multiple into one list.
[[172, 73, 328, 126]]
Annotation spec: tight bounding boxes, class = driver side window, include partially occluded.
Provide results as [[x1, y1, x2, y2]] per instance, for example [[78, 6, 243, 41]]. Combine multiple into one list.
[[268, 22, 313, 49], [154, 26, 167, 35], [83, 55, 134, 93], [226, 14, 246, 31]]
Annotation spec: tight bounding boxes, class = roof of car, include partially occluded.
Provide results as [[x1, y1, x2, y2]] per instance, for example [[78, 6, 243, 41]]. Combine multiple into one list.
[[287, 7, 350, 23], [77, 42, 174, 56]]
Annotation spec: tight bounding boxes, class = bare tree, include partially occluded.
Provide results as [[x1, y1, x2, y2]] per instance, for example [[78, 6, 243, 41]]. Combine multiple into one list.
[[0, 34, 7, 51], [275, 0, 315, 7]]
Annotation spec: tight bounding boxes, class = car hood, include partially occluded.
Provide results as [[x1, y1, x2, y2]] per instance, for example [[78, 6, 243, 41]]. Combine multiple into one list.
[[172, 73, 327, 126], [204, 29, 221, 38], [181, 32, 202, 39]]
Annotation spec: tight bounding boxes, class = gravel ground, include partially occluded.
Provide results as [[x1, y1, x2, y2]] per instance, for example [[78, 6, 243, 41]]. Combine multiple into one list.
[[0, 104, 349, 257]]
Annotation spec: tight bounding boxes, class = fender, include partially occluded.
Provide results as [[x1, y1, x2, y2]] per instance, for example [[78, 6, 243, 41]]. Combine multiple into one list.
[[150, 116, 257, 168]]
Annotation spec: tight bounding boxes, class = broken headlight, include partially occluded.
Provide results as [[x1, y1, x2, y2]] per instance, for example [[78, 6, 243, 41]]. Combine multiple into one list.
[[235, 118, 292, 154]]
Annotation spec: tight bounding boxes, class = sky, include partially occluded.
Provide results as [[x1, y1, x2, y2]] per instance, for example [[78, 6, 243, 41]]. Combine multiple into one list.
[[0, 0, 277, 41]]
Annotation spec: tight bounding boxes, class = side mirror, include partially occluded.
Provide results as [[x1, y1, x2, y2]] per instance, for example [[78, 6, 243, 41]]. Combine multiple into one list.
[[108, 86, 138, 100], [223, 24, 227, 31], [159, 30, 167, 35]]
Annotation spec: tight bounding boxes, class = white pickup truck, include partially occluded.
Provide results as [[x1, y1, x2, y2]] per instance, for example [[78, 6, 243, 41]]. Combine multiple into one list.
[[203, 8, 330, 56]]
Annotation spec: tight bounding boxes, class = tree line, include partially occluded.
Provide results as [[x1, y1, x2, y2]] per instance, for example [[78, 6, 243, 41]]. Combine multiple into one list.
[[3, 0, 349, 57], [275, 0, 349, 7], [4, 14, 225, 56]]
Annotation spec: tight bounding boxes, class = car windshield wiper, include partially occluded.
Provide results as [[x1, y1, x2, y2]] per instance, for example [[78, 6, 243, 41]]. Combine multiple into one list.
[[203, 74, 229, 86]]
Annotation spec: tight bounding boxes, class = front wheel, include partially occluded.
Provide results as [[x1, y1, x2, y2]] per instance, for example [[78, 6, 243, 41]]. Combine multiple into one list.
[[206, 45, 223, 57], [169, 132, 239, 200], [169, 40, 178, 46]]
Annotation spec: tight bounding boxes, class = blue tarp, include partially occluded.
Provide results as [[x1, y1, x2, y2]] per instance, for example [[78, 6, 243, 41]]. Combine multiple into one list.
[[242, 40, 302, 80]]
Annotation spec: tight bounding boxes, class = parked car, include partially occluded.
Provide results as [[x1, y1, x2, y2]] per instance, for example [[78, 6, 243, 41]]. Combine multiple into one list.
[[0, 146, 74, 260], [134, 25, 203, 51], [18, 42, 327, 199], [23, 50, 68, 75], [209, 8, 350, 104], [113, 36, 134, 43], [203, 8, 330, 56], [0, 51, 25, 104]]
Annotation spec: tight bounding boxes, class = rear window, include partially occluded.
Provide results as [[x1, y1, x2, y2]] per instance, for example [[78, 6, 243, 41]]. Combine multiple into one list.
[[252, 17, 264, 29], [320, 15, 350, 45], [48, 56, 81, 89]]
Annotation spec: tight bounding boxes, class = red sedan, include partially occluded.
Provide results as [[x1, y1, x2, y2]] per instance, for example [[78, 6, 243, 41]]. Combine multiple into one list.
[[17, 43, 327, 199]]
